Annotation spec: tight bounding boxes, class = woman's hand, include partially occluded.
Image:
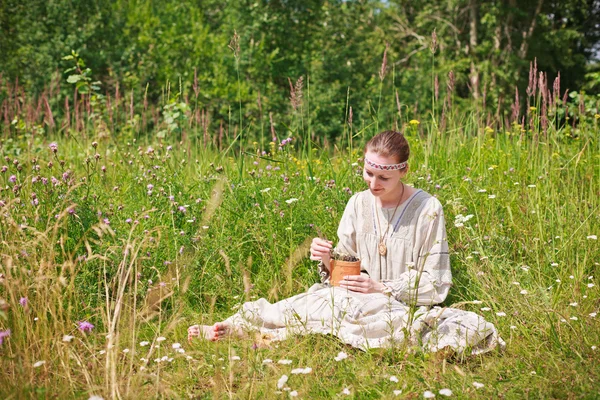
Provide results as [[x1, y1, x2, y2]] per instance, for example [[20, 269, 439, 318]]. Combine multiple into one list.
[[310, 237, 333, 269], [339, 275, 385, 294]]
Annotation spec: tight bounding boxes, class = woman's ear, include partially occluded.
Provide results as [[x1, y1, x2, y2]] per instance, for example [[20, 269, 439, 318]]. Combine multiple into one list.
[[399, 163, 409, 179]]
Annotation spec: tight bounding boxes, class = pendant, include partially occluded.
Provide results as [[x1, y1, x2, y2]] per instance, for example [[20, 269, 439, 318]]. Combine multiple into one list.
[[378, 241, 387, 256]]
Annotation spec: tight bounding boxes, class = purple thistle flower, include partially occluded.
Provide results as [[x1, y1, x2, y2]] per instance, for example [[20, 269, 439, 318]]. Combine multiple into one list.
[[1, 166, 7, 173], [0, 329, 10, 345], [125, 218, 132, 224], [49, 142, 58, 153], [147, 184, 154, 191], [103, 218, 110, 225], [19, 297, 27, 307], [78, 321, 94, 333], [8, 175, 16, 183], [41, 177, 48, 185], [178, 206, 186, 213]]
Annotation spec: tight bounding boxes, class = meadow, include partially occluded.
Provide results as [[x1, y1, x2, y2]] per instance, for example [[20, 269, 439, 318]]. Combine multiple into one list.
[[0, 66, 599, 399]]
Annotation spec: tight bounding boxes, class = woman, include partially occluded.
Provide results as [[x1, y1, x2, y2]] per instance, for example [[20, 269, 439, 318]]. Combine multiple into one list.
[[189, 131, 503, 354]]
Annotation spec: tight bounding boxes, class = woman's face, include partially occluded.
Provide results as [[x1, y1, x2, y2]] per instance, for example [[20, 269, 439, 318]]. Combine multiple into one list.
[[362, 150, 405, 199]]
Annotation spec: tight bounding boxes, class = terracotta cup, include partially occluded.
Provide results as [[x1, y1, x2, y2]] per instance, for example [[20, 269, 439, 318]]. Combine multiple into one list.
[[329, 259, 361, 286]]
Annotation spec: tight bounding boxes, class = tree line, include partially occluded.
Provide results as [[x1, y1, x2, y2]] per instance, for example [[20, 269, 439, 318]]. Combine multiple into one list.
[[1, 0, 599, 141]]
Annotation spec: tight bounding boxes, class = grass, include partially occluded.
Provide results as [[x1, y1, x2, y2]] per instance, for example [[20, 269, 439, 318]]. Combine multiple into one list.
[[0, 81, 599, 398]]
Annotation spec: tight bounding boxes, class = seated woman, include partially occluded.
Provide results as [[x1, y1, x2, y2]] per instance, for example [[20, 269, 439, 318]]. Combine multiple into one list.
[[188, 130, 504, 354]]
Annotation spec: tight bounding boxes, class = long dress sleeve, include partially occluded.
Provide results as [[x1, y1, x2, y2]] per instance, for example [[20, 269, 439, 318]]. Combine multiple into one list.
[[317, 194, 361, 284], [380, 197, 452, 306]]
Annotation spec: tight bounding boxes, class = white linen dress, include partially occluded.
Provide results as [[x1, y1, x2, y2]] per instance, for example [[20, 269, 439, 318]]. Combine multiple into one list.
[[223, 189, 504, 354]]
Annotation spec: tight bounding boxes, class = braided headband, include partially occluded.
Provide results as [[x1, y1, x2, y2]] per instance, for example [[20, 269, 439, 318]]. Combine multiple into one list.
[[364, 157, 407, 171]]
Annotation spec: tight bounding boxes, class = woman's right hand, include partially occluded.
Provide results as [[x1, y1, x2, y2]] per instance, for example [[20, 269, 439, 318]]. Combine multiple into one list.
[[310, 237, 333, 268]]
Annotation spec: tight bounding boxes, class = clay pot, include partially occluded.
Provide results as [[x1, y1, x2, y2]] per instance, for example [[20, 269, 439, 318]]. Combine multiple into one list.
[[329, 259, 361, 286]]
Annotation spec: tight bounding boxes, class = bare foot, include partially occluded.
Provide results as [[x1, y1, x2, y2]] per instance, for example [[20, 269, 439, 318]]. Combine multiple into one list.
[[188, 322, 229, 341]]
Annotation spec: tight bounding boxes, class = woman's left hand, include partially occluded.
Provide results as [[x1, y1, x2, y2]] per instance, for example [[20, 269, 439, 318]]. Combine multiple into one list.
[[338, 275, 384, 294]]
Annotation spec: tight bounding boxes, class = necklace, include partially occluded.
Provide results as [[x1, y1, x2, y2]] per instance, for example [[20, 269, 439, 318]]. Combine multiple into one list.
[[374, 183, 405, 256]]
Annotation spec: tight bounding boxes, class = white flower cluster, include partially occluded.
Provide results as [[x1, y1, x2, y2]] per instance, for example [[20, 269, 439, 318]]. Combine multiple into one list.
[[454, 214, 474, 228]]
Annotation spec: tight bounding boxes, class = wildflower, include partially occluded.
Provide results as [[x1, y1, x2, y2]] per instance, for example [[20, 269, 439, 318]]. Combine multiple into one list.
[[260, 187, 271, 193], [551, 263, 558, 267], [587, 235, 598, 240], [49, 142, 58, 153], [409, 119, 420, 125], [289, 391, 298, 397], [0, 329, 10, 345], [342, 388, 351, 395], [439, 388, 452, 397], [8, 175, 16, 183], [285, 198, 298, 204], [103, 218, 110, 225], [178, 206, 187, 213], [291, 367, 312, 374], [496, 312, 506, 317], [520, 289, 528, 295], [19, 297, 27, 307], [424, 391, 435, 398], [262, 359, 273, 364], [473, 382, 485, 389], [589, 283, 595, 288], [88, 395, 104, 400], [126, 218, 132, 224], [33, 360, 46, 368], [334, 351, 348, 361], [172, 343, 181, 349], [570, 316, 578, 321], [389, 376, 399, 383], [477, 189, 487, 193], [527, 184, 536, 188], [481, 307, 491, 311], [510, 325, 517, 330], [122, 348, 130, 353], [393, 390, 402, 396], [78, 321, 94, 333], [277, 374, 288, 389], [63, 335, 75, 342], [488, 195, 496, 199], [278, 359, 293, 365], [569, 302, 578, 307]]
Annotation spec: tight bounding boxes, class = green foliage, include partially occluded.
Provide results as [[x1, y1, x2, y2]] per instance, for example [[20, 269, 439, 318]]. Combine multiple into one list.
[[2, 0, 599, 143]]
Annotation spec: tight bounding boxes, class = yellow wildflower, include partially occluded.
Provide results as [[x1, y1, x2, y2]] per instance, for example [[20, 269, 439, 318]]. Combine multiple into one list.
[[409, 119, 420, 125]]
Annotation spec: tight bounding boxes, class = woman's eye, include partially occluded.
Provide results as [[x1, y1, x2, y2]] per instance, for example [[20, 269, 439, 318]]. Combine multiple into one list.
[[366, 171, 373, 177], [380, 178, 389, 181]]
